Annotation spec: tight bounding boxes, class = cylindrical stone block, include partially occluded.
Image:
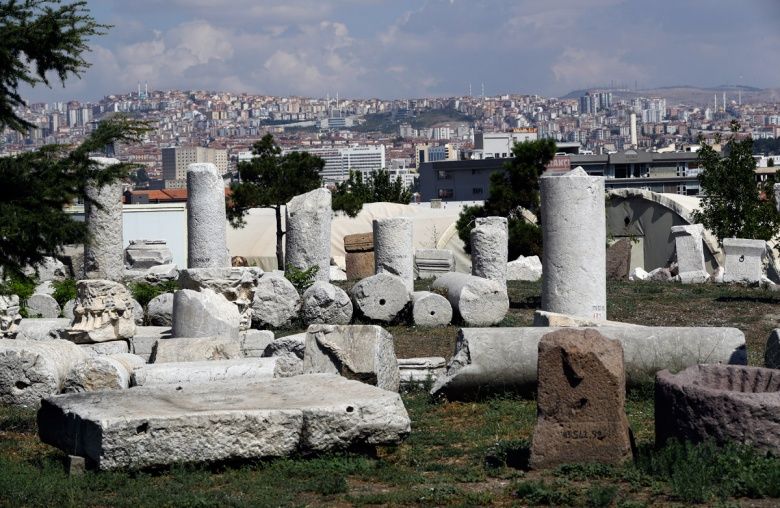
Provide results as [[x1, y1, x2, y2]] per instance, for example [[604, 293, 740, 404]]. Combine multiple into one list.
[[62, 353, 144, 393], [373, 217, 414, 292], [431, 272, 508, 327], [470, 216, 508, 284], [286, 188, 332, 282], [344, 233, 374, 280], [411, 291, 452, 327], [84, 157, 124, 281], [349, 273, 410, 323], [187, 163, 229, 269], [0, 339, 88, 407], [540, 168, 606, 320]]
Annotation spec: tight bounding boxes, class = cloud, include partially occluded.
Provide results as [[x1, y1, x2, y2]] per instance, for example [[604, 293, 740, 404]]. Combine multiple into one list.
[[551, 48, 643, 88]]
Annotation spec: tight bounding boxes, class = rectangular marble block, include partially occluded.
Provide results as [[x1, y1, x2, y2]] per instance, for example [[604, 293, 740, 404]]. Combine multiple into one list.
[[38, 374, 411, 470], [722, 238, 766, 283]]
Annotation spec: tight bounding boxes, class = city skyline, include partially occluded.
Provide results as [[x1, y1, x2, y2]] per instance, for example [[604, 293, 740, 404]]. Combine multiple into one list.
[[18, 0, 780, 103]]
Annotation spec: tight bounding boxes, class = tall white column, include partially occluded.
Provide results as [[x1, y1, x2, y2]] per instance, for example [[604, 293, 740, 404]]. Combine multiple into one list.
[[187, 163, 229, 269], [84, 157, 124, 280]]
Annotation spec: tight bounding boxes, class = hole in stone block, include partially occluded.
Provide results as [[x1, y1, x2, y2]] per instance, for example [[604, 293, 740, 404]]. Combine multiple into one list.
[[136, 422, 149, 434], [379, 299, 386, 306], [430, 311, 436, 316], [346, 406, 354, 413], [15, 381, 28, 390]]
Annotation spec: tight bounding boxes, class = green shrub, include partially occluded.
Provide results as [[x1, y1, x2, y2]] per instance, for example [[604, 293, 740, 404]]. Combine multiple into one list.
[[585, 484, 618, 507], [513, 480, 575, 506], [285, 264, 318, 294], [129, 280, 179, 308], [50, 278, 77, 308]]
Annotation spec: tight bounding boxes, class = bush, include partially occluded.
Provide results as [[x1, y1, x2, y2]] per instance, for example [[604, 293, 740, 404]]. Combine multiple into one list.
[[129, 280, 179, 308], [50, 278, 77, 308], [285, 264, 318, 294]]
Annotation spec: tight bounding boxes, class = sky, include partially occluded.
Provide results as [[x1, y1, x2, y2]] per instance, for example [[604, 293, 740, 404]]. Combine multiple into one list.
[[19, 0, 780, 103]]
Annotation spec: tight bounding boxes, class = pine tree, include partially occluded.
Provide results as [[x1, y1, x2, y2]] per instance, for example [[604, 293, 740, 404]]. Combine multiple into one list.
[[227, 134, 324, 269], [0, 1, 146, 278]]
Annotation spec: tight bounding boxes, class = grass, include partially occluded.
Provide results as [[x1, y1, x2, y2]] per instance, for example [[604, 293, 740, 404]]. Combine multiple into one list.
[[3, 279, 780, 506]]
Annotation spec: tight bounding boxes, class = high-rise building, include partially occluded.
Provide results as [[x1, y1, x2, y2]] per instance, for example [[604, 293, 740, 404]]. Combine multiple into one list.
[[162, 146, 229, 188], [280, 144, 386, 184]]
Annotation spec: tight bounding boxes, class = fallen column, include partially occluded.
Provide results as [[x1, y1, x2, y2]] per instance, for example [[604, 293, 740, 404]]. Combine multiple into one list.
[[431, 326, 747, 398], [62, 353, 145, 393], [540, 168, 607, 319], [349, 273, 410, 323], [471, 216, 508, 284], [187, 163, 229, 268], [38, 374, 410, 470], [373, 217, 414, 292], [286, 188, 332, 282], [84, 157, 124, 280], [430, 272, 508, 326], [131, 357, 281, 387], [0, 340, 88, 407], [411, 291, 452, 326]]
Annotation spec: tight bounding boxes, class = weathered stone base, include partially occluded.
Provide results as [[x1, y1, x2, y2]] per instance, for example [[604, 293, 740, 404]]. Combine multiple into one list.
[[38, 374, 411, 470]]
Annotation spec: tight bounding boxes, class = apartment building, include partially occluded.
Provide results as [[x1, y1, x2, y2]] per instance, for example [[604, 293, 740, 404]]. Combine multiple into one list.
[[162, 146, 229, 188]]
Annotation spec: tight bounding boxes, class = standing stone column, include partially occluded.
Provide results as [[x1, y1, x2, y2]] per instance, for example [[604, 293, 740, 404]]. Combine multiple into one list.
[[670, 224, 708, 283], [540, 167, 606, 320], [373, 217, 414, 292], [84, 157, 124, 281], [285, 188, 331, 282], [471, 216, 508, 284], [187, 163, 229, 269]]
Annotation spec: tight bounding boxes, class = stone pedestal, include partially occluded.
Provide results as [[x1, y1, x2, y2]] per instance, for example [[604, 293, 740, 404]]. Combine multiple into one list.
[[471, 216, 508, 284], [63, 280, 136, 344], [124, 240, 173, 270], [540, 168, 607, 320], [344, 233, 374, 280], [530, 329, 633, 469], [722, 238, 765, 284], [84, 157, 124, 281], [186, 163, 229, 269], [285, 188, 332, 282], [373, 217, 414, 292], [670, 224, 708, 283]]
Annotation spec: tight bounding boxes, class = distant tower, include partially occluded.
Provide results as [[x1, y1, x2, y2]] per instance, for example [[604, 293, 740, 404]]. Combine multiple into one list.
[[722, 92, 726, 110], [469, 82, 472, 97], [714, 93, 717, 111], [481, 82, 485, 103], [137, 81, 141, 97], [145, 81, 148, 97], [630, 113, 638, 147]]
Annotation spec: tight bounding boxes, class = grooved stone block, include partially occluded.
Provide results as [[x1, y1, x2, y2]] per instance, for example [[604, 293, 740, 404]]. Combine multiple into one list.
[[38, 374, 411, 470], [414, 249, 455, 279], [541, 168, 607, 319], [150, 337, 242, 363]]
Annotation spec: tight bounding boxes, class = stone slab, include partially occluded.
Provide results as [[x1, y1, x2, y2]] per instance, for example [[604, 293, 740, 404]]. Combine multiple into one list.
[[38, 374, 411, 470], [722, 238, 766, 284], [131, 357, 280, 387], [14, 318, 71, 341], [532, 310, 641, 328], [398, 357, 446, 387]]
